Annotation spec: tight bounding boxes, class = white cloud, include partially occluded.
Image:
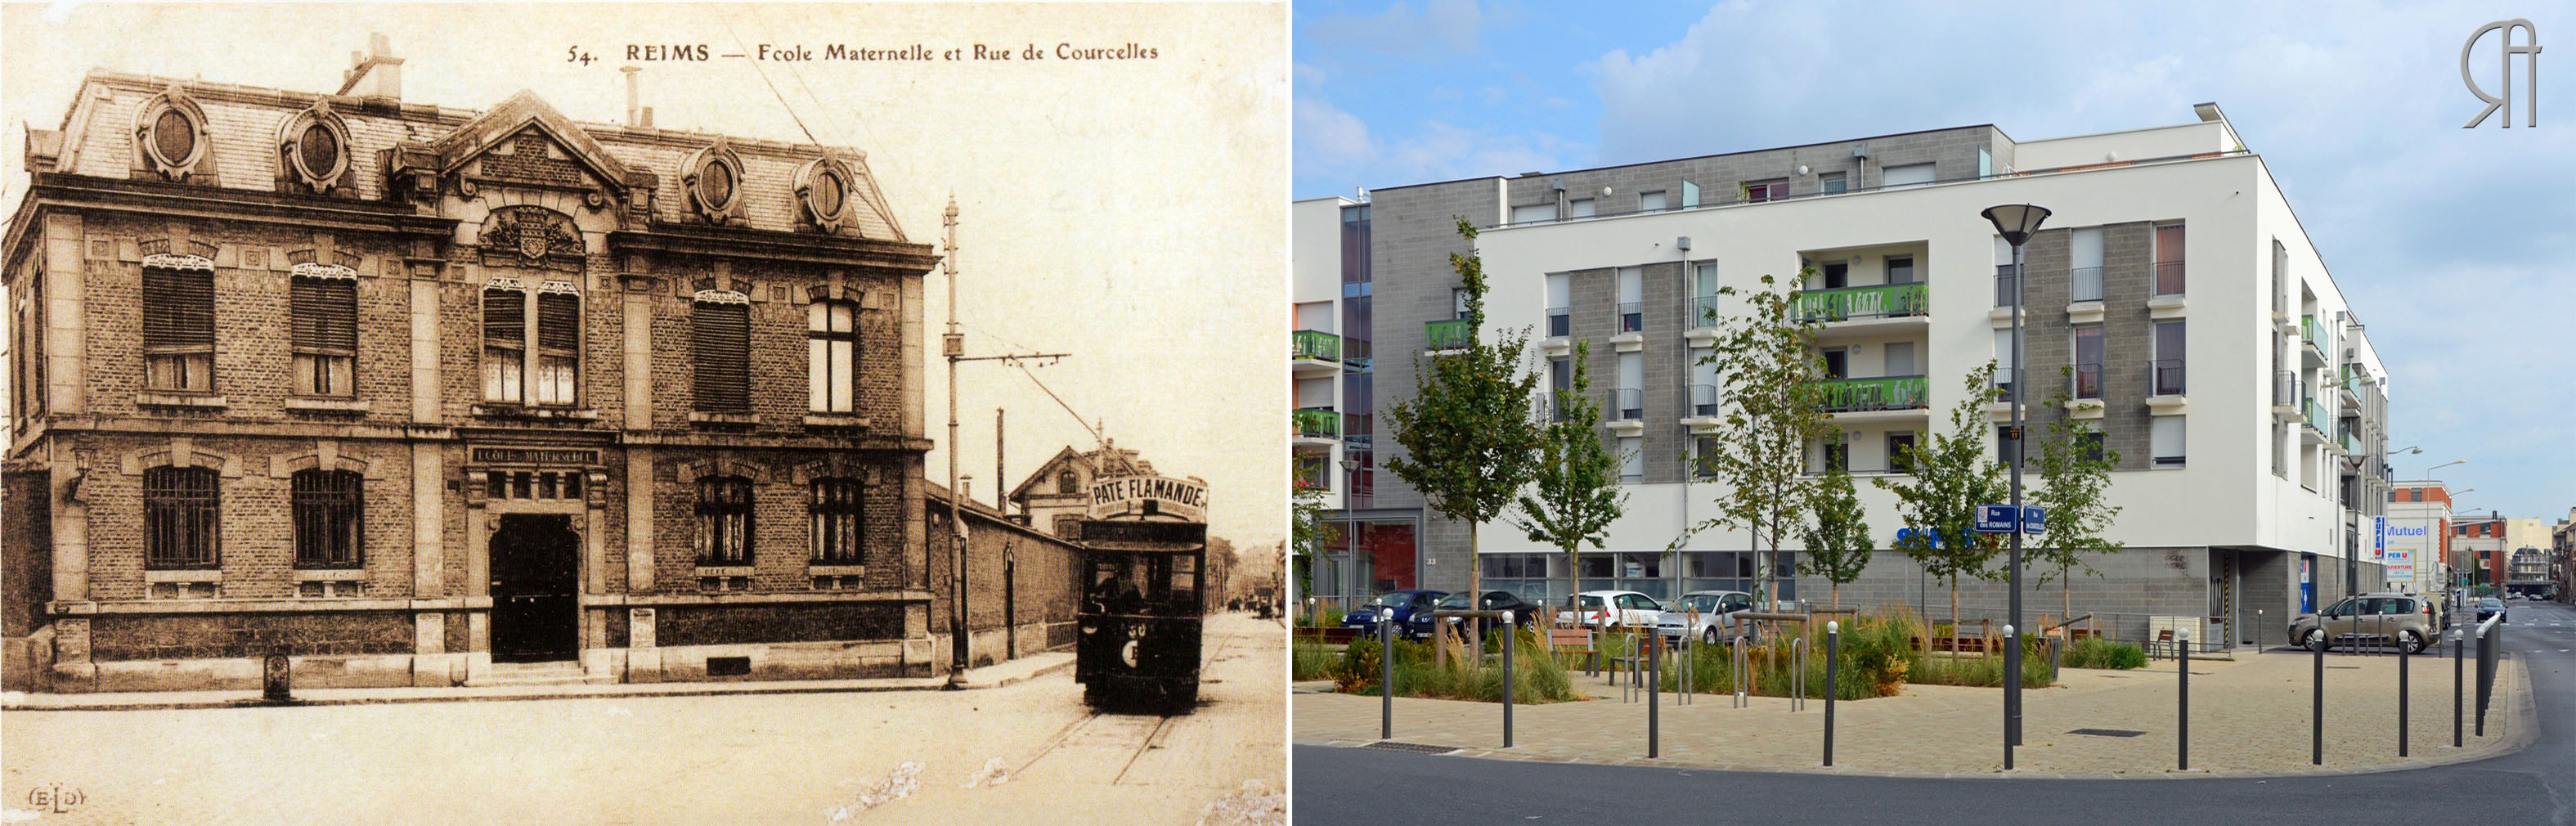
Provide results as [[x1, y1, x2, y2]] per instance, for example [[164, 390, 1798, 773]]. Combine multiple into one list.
[[1295, 96, 1376, 173]]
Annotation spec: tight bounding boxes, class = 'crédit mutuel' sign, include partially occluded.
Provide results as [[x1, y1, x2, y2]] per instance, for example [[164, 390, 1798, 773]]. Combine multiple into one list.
[[1087, 475, 1208, 522]]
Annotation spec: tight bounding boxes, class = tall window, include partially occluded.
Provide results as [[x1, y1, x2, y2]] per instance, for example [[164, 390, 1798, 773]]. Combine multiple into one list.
[[1887, 432, 1918, 474], [292, 275, 357, 396], [2153, 223, 2187, 296], [534, 291, 580, 406], [291, 469, 363, 568], [808, 300, 860, 413], [1617, 435, 1643, 481], [144, 465, 220, 568], [692, 298, 751, 411], [142, 264, 215, 392], [2152, 321, 2186, 396], [482, 287, 524, 403], [2079, 430, 2107, 464], [1616, 267, 1643, 333], [696, 476, 754, 565], [1692, 434, 1721, 479], [810, 478, 864, 564], [1821, 432, 1849, 472], [2072, 325, 2104, 399]]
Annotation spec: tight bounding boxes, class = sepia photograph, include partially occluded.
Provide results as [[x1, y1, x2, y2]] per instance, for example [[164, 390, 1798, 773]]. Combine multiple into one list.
[[1, 3, 1286, 824]]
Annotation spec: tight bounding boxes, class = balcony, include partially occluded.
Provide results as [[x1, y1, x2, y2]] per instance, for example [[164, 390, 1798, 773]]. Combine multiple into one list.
[[2067, 267, 2105, 303], [1796, 282, 1929, 323], [2301, 399, 2331, 443], [1293, 407, 1340, 445], [2153, 260, 2186, 296], [1686, 384, 1721, 419], [2273, 370, 2304, 421], [1819, 375, 1928, 416], [2071, 361, 2103, 401], [2300, 315, 2329, 366], [1544, 307, 1570, 339], [1292, 330, 1341, 378], [1618, 302, 1644, 334], [2149, 358, 2186, 397], [1610, 388, 1643, 421], [1690, 295, 1723, 329], [1425, 319, 1473, 351]]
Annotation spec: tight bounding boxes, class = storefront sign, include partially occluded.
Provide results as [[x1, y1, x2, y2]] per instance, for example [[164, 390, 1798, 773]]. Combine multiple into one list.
[[1087, 475, 1207, 521]]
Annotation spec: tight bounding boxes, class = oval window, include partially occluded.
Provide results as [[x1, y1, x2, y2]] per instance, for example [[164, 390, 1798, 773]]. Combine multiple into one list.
[[154, 109, 196, 163], [298, 123, 340, 176], [700, 160, 735, 209], [813, 168, 846, 219]]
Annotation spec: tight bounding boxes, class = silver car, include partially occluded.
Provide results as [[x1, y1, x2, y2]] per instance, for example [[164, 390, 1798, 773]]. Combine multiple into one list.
[[1654, 590, 1755, 645], [2290, 593, 2435, 653]]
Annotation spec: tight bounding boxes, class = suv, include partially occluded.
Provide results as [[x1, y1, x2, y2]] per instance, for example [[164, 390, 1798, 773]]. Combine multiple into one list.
[[2290, 592, 2435, 653], [1654, 590, 1756, 645]]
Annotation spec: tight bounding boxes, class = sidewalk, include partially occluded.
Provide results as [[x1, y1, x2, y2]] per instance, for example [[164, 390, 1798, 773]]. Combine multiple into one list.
[[2, 651, 1073, 712], [1295, 647, 2535, 778]]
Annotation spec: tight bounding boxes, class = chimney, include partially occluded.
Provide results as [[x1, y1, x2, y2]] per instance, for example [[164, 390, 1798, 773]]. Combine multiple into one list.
[[640, 106, 654, 128], [337, 32, 403, 101], [622, 65, 641, 127]]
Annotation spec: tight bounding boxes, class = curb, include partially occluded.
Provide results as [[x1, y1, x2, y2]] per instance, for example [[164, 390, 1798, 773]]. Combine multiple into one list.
[[4, 656, 1079, 712]]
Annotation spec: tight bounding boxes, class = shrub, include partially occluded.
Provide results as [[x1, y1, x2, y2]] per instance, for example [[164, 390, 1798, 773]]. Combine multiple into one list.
[[1293, 638, 1339, 681], [1330, 628, 1580, 704], [2062, 636, 2147, 670]]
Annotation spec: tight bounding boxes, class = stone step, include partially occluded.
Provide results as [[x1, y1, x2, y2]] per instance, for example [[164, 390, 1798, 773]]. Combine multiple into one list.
[[466, 662, 612, 687]]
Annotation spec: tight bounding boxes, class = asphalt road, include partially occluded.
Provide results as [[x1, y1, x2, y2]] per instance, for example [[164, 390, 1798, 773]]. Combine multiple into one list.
[[1295, 599, 2576, 825]]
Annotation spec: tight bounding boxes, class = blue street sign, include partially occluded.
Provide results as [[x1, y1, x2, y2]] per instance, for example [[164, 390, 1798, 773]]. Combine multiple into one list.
[[1896, 527, 1944, 548], [1975, 505, 2016, 533], [2022, 505, 2047, 535]]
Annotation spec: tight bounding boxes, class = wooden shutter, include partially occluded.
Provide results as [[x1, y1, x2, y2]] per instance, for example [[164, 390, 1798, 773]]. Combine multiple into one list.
[[141, 267, 214, 348], [482, 289, 523, 344], [536, 293, 579, 351], [693, 302, 751, 411], [292, 278, 358, 352]]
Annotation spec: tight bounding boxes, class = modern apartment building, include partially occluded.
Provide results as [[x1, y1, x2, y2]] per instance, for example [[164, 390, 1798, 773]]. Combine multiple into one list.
[[0, 44, 1076, 692], [1293, 103, 2397, 645], [2385, 481, 2457, 595]]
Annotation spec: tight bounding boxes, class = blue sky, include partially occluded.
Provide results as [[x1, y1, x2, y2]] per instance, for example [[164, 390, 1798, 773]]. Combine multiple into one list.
[[1297, 0, 2575, 526]]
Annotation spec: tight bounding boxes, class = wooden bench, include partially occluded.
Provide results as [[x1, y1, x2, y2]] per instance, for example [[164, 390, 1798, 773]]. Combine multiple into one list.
[[1546, 626, 1598, 675]]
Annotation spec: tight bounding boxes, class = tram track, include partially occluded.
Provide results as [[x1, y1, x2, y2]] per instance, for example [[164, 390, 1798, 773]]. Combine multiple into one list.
[[1012, 614, 1249, 783]]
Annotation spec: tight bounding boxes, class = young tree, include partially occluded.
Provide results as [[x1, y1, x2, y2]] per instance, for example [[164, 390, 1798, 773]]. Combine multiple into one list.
[[1510, 339, 1629, 614], [1382, 218, 1546, 654], [2028, 369, 2125, 625], [1797, 465, 1873, 611], [1874, 362, 2009, 654], [1676, 272, 1833, 611], [1288, 480, 1338, 619]]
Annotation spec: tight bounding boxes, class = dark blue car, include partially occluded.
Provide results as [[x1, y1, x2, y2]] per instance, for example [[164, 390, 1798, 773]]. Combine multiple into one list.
[[1341, 589, 1447, 637]]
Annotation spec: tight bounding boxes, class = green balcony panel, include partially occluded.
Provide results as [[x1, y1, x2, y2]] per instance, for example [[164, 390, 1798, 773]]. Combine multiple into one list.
[[1424, 319, 1474, 350], [1794, 283, 1930, 322], [1293, 408, 1340, 439], [2304, 400, 2332, 434], [1291, 330, 1341, 361], [1817, 375, 1929, 413]]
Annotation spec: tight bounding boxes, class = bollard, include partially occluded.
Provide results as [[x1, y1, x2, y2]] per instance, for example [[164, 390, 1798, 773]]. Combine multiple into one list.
[[1648, 631, 1661, 759], [2399, 630, 2409, 757], [1824, 621, 1839, 767], [1501, 611, 1515, 748], [2313, 627, 2325, 765], [262, 647, 293, 703], [2177, 626, 2191, 770], [1379, 607, 1394, 740], [1732, 635, 1748, 708], [2002, 624, 2016, 770], [1791, 636, 1806, 713], [2453, 626, 2465, 747], [2475, 623, 2493, 738], [1679, 632, 1693, 706]]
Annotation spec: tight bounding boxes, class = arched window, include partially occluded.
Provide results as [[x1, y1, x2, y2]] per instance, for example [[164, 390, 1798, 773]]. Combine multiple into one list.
[[807, 300, 860, 413], [144, 465, 220, 568], [810, 478, 864, 564], [292, 469, 363, 568], [1057, 470, 1079, 495], [696, 476, 754, 565]]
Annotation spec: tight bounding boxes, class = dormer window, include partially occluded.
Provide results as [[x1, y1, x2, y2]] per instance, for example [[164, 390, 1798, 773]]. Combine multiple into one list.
[[682, 141, 747, 223], [277, 101, 352, 192], [795, 156, 858, 233], [134, 83, 213, 181]]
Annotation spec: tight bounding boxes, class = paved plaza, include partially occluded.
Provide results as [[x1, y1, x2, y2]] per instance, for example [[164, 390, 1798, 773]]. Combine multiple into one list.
[[4, 613, 1286, 825], [1296, 640, 2536, 778]]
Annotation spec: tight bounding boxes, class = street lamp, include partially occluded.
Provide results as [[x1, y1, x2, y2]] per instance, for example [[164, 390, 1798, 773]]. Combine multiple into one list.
[[1981, 203, 2049, 757], [2429, 460, 2466, 596]]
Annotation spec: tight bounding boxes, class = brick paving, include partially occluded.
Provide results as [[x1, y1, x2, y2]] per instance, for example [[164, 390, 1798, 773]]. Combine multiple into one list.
[[1295, 647, 2533, 778]]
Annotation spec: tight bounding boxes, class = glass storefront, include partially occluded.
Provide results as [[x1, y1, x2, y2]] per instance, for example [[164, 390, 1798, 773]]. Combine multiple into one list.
[[1477, 550, 1800, 609], [1307, 516, 1418, 604]]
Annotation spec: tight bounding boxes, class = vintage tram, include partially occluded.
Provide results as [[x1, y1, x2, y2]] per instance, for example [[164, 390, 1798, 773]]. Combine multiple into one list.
[[1075, 518, 1207, 713]]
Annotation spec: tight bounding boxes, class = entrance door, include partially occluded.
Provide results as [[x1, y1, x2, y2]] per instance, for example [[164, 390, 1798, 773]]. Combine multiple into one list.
[[491, 514, 580, 662]]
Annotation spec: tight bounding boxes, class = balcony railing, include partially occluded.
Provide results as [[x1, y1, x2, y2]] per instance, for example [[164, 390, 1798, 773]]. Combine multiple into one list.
[[1691, 295, 1723, 328], [2153, 260, 2186, 296], [2339, 430, 2359, 454], [1545, 307, 1570, 338], [1343, 413, 1373, 447], [1342, 337, 1372, 367], [1425, 319, 1474, 350], [1688, 384, 1721, 417], [2073, 361, 2103, 400], [1293, 407, 1340, 439], [1819, 375, 1928, 413], [1618, 301, 1644, 333], [1991, 370, 2015, 403], [2068, 267, 2105, 303], [1794, 282, 1929, 322], [1291, 330, 1340, 361], [2304, 399, 2331, 435], [2150, 358, 2186, 397], [2301, 315, 2328, 355], [2275, 370, 2305, 407], [1611, 388, 1643, 421], [1994, 264, 2020, 308]]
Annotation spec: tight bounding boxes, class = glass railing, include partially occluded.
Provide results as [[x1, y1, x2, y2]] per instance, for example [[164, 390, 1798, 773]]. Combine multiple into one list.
[[2068, 267, 2105, 303], [1795, 282, 1929, 322], [1291, 330, 1340, 361], [1690, 295, 1722, 328], [1818, 375, 1929, 413], [1293, 407, 1340, 439], [1994, 264, 2019, 308], [2340, 431, 2359, 454], [2302, 315, 2328, 355], [1425, 319, 1474, 350], [2304, 399, 2331, 435]]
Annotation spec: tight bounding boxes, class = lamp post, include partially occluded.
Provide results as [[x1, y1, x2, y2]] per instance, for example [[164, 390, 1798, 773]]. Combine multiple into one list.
[[2429, 460, 2466, 599], [1981, 203, 2050, 751]]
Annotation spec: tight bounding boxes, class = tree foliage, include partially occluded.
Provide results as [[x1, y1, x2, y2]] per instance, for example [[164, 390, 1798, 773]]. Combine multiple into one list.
[[1797, 465, 1873, 610], [1874, 362, 2009, 639], [1511, 338, 1628, 609], [1382, 218, 1546, 643], [1676, 271, 1833, 609], [2027, 367, 2125, 620]]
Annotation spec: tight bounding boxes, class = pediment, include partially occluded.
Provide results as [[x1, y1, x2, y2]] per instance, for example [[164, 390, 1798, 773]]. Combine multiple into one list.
[[430, 90, 631, 195]]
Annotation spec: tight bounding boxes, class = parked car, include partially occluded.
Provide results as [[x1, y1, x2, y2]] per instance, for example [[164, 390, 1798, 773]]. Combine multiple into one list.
[[1404, 590, 1543, 640], [1653, 590, 1757, 645], [1555, 590, 1666, 629], [2289, 592, 2436, 653], [1340, 589, 1447, 633], [2475, 597, 2507, 624]]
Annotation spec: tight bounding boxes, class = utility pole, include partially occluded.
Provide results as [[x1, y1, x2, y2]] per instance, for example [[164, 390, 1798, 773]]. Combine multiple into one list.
[[996, 408, 1007, 513], [940, 197, 1069, 689]]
